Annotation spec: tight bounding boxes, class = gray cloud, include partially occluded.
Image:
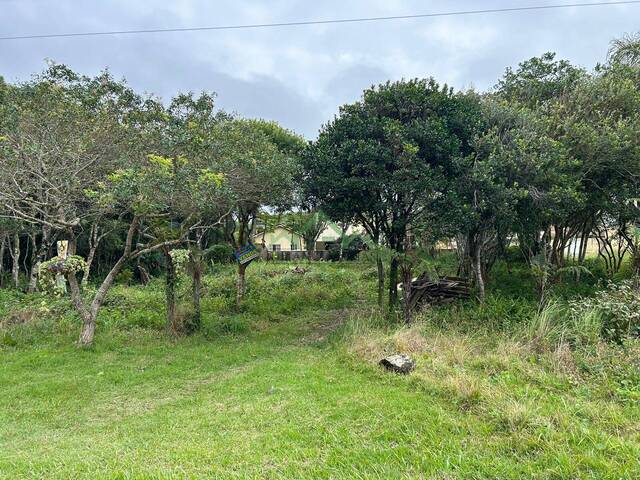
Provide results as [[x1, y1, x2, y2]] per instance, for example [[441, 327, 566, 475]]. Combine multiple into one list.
[[1, 0, 638, 137]]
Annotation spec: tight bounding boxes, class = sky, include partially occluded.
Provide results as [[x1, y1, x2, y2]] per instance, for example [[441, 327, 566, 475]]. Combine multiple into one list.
[[1, 0, 639, 138]]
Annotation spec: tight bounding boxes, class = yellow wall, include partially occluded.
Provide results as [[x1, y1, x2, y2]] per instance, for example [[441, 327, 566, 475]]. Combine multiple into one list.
[[253, 227, 305, 251]]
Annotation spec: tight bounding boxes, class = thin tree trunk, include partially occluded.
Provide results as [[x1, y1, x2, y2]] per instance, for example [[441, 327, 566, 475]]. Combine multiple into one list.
[[28, 226, 50, 293], [82, 223, 101, 288], [473, 247, 485, 300], [234, 207, 254, 305], [0, 234, 6, 287], [192, 258, 202, 332], [28, 234, 39, 293], [164, 249, 177, 333], [388, 256, 399, 308], [11, 233, 20, 289], [138, 261, 151, 285], [339, 223, 347, 261], [376, 252, 384, 308], [579, 228, 589, 264], [401, 262, 412, 323], [236, 262, 247, 308]]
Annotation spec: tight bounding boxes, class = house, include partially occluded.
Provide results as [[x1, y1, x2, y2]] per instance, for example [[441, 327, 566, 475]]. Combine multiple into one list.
[[252, 222, 362, 252], [252, 225, 304, 252]]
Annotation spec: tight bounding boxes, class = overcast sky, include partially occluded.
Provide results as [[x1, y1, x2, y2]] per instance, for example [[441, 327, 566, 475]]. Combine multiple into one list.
[[1, 0, 638, 138]]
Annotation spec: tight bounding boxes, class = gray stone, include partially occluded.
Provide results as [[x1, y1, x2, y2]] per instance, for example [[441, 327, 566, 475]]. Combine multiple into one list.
[[379, 354, 415, 374]]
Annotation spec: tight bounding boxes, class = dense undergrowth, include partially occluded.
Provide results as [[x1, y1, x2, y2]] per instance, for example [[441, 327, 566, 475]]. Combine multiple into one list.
[[1, 262, 367, 349]]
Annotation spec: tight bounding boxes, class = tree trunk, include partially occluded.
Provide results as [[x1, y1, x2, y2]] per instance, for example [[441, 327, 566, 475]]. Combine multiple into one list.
[[234, 206, 255, 304], [236, 262, 247, 308], [376, 252, 384, 308], [66, 267, 96, 347], [78, 311, 96, 346], [11, 233, 20, 289], [578, 229, 589, 264], [473, 247, 485, 300], [192, 262, 202, 332], [28, 234, 39, 293], [305, 237, 315, 263], [456, 233, 472, 278], [82, 246, 97, 288], [138, 261, 151, 285], [67, 218, 140, 347], [388, 256, 399, 308], [401, 262, 412, 324], [338, 223, 347, 261], [190, 246, 203, 332], [28, 226, 50, 293], [82, 223, 101, 288], [0, 234, 6, 288], [164, 249, 177, 333]]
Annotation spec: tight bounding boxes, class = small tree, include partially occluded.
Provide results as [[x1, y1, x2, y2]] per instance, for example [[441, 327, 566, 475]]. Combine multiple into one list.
[[212, 119, 303, 307], [0, 64, 192, 345], [285, 210, 329, 260]]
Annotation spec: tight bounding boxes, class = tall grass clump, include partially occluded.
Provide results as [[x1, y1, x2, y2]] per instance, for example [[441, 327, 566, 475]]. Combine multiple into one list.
[[525, 301, 602, 351], [524, 279, 640, 350]]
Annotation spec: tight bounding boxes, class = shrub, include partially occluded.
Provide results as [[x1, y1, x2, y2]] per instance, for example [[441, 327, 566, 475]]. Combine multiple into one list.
[[115, 268, 134, 285], [569, 280, 640, 343], [206, 244, 235, 265], [525, 280, 640, 350]]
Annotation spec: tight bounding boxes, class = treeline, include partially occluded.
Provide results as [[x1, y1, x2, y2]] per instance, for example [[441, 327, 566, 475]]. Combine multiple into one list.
[[1, 33, 640, 343], [305, 35, 640, 321], [0, 65, 306, 344]]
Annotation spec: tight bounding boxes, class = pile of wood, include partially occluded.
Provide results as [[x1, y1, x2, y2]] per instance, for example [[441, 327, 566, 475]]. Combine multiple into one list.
[[405, 273, 471, 310]]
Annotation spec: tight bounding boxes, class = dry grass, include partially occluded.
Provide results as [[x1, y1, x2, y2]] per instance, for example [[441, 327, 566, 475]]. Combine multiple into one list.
[[0, 308, 36, 329]]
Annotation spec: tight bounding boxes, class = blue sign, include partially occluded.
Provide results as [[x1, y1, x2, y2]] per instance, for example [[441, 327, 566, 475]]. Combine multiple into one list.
[[234, 243, 259, 265]]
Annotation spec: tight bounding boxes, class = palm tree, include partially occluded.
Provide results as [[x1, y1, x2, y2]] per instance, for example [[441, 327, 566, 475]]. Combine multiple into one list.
[[285, 211, 328, 260], [608, 32, 640, 67]]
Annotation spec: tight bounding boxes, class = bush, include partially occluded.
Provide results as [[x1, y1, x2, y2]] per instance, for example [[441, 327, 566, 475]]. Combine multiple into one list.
[[569, 280, 640, 343], [524, 280, 640, 350], [206, 244, 235, 265], [115, 268, 134, 285]]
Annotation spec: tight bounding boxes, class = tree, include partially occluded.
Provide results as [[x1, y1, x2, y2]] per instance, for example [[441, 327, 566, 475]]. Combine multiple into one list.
[[284, 210, 329, 259], [608, 32, 640, 68], [454, 96, 581, 296], [496, 52, 585, 108], [213, 119, 302, 307], [305, 79, 483, 310], [148, 92, 231, 333], [0, 65, 185, 345], [454, 99, 522, 298], [551, 57, 640, 268], [495, 54, 589, 267]]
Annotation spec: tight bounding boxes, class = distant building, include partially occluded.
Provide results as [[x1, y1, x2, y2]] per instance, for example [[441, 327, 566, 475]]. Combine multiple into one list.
[[252, 222, 362, 252]]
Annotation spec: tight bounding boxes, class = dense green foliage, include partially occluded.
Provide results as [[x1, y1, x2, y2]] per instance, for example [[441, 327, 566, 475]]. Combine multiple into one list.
[[304, 38, 640, 308]]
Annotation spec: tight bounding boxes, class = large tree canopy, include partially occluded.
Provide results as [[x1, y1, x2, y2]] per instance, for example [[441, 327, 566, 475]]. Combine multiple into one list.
[[305, 78, 483, 306]]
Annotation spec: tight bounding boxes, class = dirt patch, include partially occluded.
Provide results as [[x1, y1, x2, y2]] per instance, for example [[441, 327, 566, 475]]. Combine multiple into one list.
[[300, 309, 347, 345], [0, 309, 36, 329], [263, 266, 309, 278]]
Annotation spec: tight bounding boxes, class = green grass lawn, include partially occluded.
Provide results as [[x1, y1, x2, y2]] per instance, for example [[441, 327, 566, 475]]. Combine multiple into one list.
[[1, 261, 639, 479]]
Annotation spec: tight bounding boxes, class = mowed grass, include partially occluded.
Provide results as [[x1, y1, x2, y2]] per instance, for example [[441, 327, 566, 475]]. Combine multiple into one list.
[[1, 261, 639, 479]]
